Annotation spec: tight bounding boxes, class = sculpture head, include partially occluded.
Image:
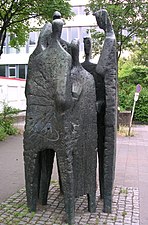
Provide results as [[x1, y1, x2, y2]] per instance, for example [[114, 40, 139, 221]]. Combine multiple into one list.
[[93, 9, 112, 33], [71, 38, 80, 66], [52, 19, 64, 39], [39, 23, 52, 49], [53, 11, 61, 20], [83, 37, 92, 59]]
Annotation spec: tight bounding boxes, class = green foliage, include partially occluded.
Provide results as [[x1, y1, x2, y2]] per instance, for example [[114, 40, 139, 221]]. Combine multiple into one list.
[[0, 104, 20, 141], [118, 57, 134, 78], [134, 87, 148, 122], [0, 0, 73, 55], [9, 23, 30, 50], [87, 0, 147, 60], [0, 126, 7, 141], [0, 201, 34, 225], [131, 37, 148, 67], [89, 27, 105, 57], [118, 65, 148, 123]]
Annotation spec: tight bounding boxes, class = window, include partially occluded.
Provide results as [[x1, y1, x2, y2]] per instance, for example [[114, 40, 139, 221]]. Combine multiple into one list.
[[71, 27, 79, 40], [0, 65, 5, 77], [29, 32, 39, 53], [8, 34, 17, 53], [79, 27, 91, 52], [29, 32, 36, 45], [72, 6, 86, 15], [8, 65, 16, 78], [18, 47, 26, 54], [61, 28, 68, 41], [3, 38, 6, 46], [79, 6, 86, 15], [82, 27, 90, 38], [19, 65, 26, 79], [29, 32, 39, 45], [72, 6, 79, 15], [3, 47, 7, 54], [9, 47, 16, 54]]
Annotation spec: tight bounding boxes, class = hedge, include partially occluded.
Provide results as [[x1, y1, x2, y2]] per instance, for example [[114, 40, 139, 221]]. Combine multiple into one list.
[[118, 66, 148, 123]]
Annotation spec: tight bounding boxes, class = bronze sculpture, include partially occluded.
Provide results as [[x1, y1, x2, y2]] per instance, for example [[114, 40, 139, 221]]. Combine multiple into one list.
[[24, 9, 117, 224]]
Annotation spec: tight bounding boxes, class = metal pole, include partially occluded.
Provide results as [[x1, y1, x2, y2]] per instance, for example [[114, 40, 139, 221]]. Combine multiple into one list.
[[128, 100, 136, 136], [128, 85, 142, 136]]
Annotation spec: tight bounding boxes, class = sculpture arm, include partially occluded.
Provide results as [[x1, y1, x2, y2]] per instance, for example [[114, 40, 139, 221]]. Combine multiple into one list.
[[56, 73, 70, 112], [55, 55, 72, 113], [72, 81, 82, 100], [96, 38, 114, 76]]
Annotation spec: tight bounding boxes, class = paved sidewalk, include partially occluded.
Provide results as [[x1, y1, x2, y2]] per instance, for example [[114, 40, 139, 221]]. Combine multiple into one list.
[[0, 135, 24, 203], [0, 125, 147, 224], [115, 125, 148, 225]]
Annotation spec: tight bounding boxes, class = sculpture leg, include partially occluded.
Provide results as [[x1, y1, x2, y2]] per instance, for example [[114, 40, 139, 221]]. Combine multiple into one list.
[[57, 153, 75, 225], [98, 124, 105, 199], [87, 192, 96, 213], [103, 126, 116, 213], [24, 150, 40, 211], [39, 149, 55, 205], [98, 147, 104, 199]]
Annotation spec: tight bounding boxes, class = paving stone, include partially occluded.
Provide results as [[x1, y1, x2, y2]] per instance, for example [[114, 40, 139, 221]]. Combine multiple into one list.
[[0, 185, 140, 225], [18, 222, 27, 225]]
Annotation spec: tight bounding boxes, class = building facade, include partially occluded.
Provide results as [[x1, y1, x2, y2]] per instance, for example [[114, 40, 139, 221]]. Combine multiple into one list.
[[0, 0, 97, 79]]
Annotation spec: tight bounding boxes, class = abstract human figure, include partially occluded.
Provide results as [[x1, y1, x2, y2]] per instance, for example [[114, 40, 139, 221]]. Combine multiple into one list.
[[27, 11, 71, 196], [24, 18, 75, 224], [24, 16, 98, 224], [81, 37, 105, 201], [81, 37, 98, 83], [53, 11, 72, 55], [29, 11, 70, 62], [93, 9, 117, 213], [70, 38, 97, 212], [28, 11, 61, 64]]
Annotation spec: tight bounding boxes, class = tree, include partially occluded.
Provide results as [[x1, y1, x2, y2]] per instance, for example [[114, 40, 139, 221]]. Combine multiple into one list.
[[0, 0, 72, 56], [131, 37, 148, 67], [86, 0, 147, 60]]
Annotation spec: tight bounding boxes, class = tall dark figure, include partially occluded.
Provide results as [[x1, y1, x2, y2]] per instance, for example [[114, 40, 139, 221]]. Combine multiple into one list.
[[82, 36, 106, 200], [82, 9, 117, 213], [70, 38, 97, 210], [82, 37, 105, 202], [94, 9, 117, 213]]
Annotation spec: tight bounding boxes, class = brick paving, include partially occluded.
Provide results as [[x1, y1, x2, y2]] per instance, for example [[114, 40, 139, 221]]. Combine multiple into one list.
[[0, 183, 139, 225]]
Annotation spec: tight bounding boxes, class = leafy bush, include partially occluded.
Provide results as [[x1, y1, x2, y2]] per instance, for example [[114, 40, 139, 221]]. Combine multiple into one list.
[[134, 87, 148, 122], [0, 126, 7, 141], [118, 57, 134, 78], [118, 65, 148, 123], [0, 104, 20, 141], [131, 37, 148, 67]]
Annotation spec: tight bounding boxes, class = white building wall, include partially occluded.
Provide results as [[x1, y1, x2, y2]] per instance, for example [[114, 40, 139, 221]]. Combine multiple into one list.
[[0, 53, 30, 65], [0, 77, 26, 112], [70, 0, 89, 5]]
